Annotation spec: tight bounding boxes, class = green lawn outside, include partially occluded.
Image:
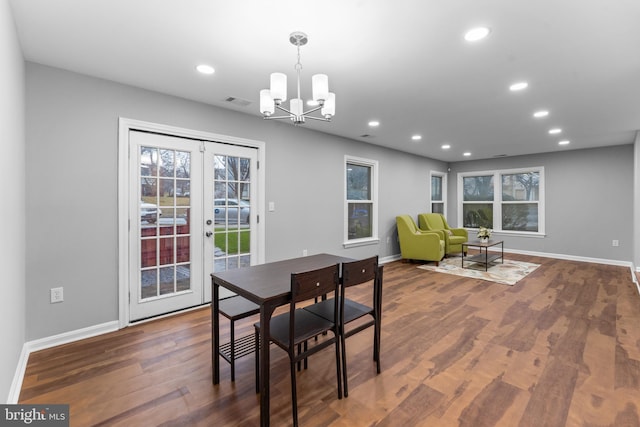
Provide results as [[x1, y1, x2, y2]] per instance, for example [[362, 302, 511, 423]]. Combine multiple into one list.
[[214, 228, 250, 254]]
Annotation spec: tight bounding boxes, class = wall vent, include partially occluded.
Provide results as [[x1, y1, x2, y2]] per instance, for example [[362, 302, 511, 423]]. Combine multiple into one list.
[[225, 97, 252, 107]]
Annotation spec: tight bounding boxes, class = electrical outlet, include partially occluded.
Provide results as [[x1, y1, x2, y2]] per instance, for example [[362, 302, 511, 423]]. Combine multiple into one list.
[[50, 287, 64, 303], [302, 249, 308, 256], [612, 240, 619, 247]]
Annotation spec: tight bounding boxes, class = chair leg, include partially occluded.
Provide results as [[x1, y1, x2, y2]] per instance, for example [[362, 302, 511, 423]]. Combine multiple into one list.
[[375, 319, 381, 374], [290, 361, 299, 427], [340, 328, 348, 398], [336, 332, 343, 399], [303, 341, 308, 370], [230, 320, 236, 382]]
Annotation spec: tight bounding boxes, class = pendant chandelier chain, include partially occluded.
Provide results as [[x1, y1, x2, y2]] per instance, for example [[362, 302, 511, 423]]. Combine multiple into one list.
[[295, 44, 302, 101]]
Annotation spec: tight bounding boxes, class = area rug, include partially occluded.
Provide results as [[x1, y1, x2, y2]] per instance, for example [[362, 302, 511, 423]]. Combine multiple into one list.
[[417, 257, 540, 285]]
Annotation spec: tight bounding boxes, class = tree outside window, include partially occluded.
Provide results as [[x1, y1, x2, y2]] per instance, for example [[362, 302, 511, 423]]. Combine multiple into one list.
[[431, 174, 445, 214], [345, 157, 378, 244], [459, 168, 544, 234]]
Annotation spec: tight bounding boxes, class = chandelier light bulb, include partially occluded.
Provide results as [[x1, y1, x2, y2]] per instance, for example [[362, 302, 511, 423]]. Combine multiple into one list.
[[321, 93, 336, 118], [312, 74, 329, 104], [260, 90, 274, 116], [270, 72, 287, 103]]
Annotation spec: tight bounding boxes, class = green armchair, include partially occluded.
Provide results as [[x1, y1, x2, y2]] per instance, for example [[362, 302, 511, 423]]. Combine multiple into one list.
[[396, 215, 445, 265], [418, 213, 468, 255]]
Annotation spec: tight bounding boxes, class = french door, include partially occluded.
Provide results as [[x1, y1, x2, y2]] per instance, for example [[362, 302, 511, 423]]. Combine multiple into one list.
[[128, 130, 259, 321]]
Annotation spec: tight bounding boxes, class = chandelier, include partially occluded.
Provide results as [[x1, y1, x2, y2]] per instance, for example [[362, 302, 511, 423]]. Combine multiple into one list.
[[260, 32, 335, 125]]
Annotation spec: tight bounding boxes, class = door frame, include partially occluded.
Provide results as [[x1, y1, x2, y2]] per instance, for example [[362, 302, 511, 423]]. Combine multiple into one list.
[[118, 118, 266, 328]]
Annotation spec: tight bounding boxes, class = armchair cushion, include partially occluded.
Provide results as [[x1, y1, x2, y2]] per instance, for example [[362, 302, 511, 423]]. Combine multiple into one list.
[[396, 215, 445, 264], [418, 213, 469, 255]]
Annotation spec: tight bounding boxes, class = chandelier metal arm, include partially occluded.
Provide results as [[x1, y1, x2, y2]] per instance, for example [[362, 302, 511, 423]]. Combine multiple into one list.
[[263, 115, 293, 120], [303, 116, 331, 122], [301, 105, 323, 115], [274, 104, 294, 115]]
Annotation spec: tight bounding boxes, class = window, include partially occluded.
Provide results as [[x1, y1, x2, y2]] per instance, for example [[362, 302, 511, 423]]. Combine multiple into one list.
[[430, 172, 446, 214], [458, 167, 544, 235], [345, 156, 378, 247]]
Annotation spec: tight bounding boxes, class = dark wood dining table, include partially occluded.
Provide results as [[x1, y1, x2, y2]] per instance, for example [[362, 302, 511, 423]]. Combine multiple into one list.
[[211, 253, 354, 427]]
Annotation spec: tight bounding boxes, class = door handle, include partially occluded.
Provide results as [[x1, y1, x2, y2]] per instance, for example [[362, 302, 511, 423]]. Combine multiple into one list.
[[205, 231, 213, 237]]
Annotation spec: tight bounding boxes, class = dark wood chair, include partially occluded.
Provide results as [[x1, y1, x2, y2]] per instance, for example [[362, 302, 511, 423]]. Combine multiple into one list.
[[303, 256, 383, 397], [254, 264, 343, 427], [218, 295, 260, 381]]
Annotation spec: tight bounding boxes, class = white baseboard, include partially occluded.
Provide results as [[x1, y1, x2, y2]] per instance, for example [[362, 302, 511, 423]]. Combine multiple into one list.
[[7, 321, 119, 404]]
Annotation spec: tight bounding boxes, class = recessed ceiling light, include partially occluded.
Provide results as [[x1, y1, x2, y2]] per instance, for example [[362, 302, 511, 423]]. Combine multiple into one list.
[[368, 120, 380, 127], [549, 128, 562, 134], [441, 144, 451, 150], [558, 140, 570, 146], [196, 64, 215, 75], [463, 152, 471, 157], [411, 135, 422, 141], [509, 81, 528, 91], [533, 110, 549, 118], [464, 27, 491, 42]]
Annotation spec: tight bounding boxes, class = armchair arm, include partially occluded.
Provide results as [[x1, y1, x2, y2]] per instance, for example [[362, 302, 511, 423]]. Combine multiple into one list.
[[450, 228, 468, 239], [422, 229, 445, 240]]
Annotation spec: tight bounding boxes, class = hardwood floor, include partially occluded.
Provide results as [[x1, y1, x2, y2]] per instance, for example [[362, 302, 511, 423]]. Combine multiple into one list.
[[19, 254, 640, 426]]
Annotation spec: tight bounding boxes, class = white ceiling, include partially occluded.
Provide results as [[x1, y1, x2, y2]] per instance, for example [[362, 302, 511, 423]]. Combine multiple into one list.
[[9, 0, 640, 162]]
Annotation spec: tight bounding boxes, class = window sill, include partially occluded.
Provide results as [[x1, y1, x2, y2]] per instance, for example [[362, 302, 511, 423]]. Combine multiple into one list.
[[471, 230, 546, 239], [343, 237, 380, 249]]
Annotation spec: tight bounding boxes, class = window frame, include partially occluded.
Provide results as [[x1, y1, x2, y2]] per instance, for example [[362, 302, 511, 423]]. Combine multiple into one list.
[[457, 166, 545, 237], [344, 155, 379, 248], [430, 171, 447, 216]]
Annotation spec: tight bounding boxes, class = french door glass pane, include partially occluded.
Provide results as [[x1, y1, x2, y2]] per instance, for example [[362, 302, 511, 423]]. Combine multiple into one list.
[[140, 146, 192, 300], [432, 202, 444, 214], [213, 154, 251, 272]]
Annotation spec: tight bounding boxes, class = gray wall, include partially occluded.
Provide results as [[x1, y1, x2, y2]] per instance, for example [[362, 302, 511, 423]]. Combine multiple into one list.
[[1, 0, 26, 402], [448, 144, 634, 261], [25, 62, 446, 341], [24, 62, 635, 346]]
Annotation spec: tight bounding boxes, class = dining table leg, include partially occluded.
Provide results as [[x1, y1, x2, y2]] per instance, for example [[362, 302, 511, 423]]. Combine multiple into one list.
[[212, 279, 220, 384], [259, 302, 276, 427]]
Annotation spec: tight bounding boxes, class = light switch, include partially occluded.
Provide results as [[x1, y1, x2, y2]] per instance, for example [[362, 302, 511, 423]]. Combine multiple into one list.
[[268, 202, 275, 212]]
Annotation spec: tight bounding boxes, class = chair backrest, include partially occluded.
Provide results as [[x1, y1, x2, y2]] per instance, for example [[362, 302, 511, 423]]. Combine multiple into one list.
[[341, 256, 381, 315], [290, 264, 341, 348], [291, 263, 340, 304], [342, 256, 379, 289], [420, 213, 446, 231], [396, 215, 418, 237]]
